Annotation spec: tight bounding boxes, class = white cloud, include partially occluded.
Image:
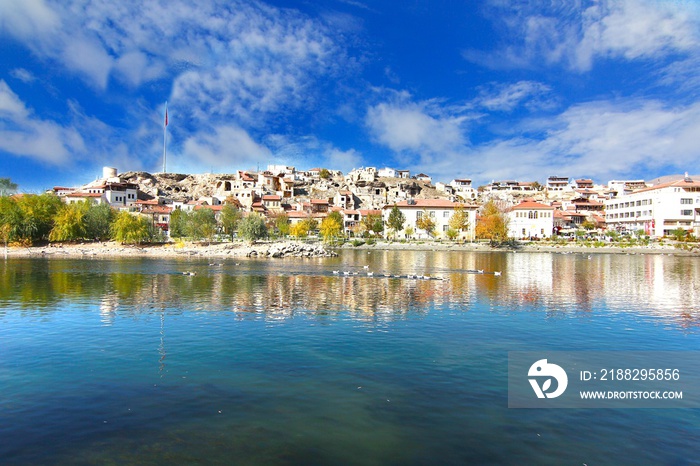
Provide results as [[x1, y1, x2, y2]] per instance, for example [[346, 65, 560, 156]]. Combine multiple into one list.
[[475, 81, 554, 112], [0, 0, 343, 104], [179, 125, 272, 174], [9, 68, 36, 83], [366, 99, 467, 155], [0, 80, 85, 164], [469, 0, 700, 72], [423, 99, 700, 185]]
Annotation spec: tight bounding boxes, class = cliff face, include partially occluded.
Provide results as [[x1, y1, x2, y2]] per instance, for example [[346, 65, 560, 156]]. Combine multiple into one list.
[[119, 171, 236, 202], [116, 170, 452, 208]]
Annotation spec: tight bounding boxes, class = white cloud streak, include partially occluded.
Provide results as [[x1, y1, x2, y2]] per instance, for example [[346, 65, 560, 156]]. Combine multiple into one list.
[[0, 80, 85, 164], [468, 0, 700, 73]]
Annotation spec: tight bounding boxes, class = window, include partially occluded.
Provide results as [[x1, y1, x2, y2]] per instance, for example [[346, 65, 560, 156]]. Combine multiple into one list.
[[444, 211, 450, 218], [681, 210, 693, 216], [429, 211, 435, 218], [443, 225, 449, 232], [681, 198, 693, 204], [417, 211, 423, 219], [522, 228, 526, 236]]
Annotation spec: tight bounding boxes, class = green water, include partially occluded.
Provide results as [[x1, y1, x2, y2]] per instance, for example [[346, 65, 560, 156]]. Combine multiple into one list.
[[1, 250, 699, 465]]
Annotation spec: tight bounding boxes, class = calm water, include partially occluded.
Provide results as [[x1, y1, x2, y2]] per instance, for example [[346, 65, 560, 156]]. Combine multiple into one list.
[[1, 250, 700, 465]]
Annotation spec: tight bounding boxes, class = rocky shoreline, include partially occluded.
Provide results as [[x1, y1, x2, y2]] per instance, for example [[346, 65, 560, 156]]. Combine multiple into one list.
[[4, 239, 699, 258]]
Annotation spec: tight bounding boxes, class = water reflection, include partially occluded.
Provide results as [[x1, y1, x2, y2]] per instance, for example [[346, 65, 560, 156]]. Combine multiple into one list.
[[1, 250, 699, 329]]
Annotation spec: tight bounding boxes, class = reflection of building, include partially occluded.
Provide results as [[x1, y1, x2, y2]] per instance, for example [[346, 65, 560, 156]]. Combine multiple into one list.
[[604, 175, 700, 237]]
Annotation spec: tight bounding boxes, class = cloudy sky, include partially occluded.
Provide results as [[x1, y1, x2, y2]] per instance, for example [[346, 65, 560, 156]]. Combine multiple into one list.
[[1, 0, 699, 191]]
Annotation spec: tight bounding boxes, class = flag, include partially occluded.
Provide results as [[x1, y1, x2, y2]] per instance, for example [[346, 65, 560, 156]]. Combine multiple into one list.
[[164, 102, 169, 127]]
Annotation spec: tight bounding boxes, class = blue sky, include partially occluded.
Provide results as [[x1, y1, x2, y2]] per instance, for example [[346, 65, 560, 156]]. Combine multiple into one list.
[[2, 0, 700, 192]]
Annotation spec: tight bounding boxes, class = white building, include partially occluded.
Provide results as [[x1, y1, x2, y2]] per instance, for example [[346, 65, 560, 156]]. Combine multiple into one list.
[[378, 167, 397, 178], [383, 199, 478, 240], [546, 176, 572, 191], [604, 176, 700, 237], [507, 200, 555, 239], [449, 179, 477, 200]]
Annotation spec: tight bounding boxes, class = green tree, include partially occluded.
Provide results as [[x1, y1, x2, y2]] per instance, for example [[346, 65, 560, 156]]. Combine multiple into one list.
[[445, 228, 459, 241], [111, 211, 151, 244], [238, 213, 268, 243], [0, 178, 18, 196], [191, 208, 218, 243], [84, 202, 114, 240], [10, 194, 63, 244], [49, 203, 87, 242], [415, 210, 436, 237], [169, 209, 189, 239], [670, 227, 690, 242], [387, 205, 405, 238], [220, 204, 242, 241], [0, 196, 22, 245], [320, 211, 344, 243], [275, 212, 290, 237], [405, 226, 414, 239], [475, 200, 510, 243], [319, 168, 331, 179]]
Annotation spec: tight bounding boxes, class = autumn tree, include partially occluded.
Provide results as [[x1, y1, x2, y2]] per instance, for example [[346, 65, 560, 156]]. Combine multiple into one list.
[[415, 210, 436, 237], [111, 211, 151, 245], [449, 204, 470, 240], [320, 211, 344, 243], [49, 203, 87, 242], [475, 200, 510, 243]]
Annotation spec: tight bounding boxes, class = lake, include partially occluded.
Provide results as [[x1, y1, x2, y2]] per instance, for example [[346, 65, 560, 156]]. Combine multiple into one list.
[[1, 250, 699, 465]]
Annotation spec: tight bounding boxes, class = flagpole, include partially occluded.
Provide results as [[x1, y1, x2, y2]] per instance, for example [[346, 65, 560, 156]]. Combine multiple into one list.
[[162, 101, 168, 173]]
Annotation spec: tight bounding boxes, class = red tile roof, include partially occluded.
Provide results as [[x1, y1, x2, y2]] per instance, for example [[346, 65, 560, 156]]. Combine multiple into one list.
[[509, 200, 554, 210]]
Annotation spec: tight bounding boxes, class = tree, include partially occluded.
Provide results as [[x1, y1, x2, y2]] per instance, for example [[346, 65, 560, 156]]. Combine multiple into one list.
[[475, 200, 510, 243], [169, 209, 189, 239], [220, 204, 242, 241], [111, 211, 151, 244], [238, 213, 268, 243], [670, 227, 690, 242], [581, 219, 596, 231], [387, 205, 405, 238], [445, 228, 459, 241], [0, 196, 22, 248], [449, 204, 470, 240], [84, 202, 114, 240], [319, 168, 331, 179], [405, 226, 414, 239], [360, 213, 383, 237], [0, 178, 18, 196], [415, 210, 436, 237], [191, 208, 218, 243], [49, 203, 87, 242], [275, 212, 290, 237], [290, 221, 309, 238], [320, 211, 344, 243]]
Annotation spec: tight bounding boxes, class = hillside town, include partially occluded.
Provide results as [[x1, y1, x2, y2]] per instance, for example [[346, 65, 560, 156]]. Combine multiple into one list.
[[42, 165, 700, 242]]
